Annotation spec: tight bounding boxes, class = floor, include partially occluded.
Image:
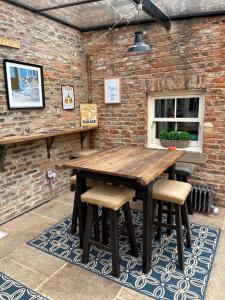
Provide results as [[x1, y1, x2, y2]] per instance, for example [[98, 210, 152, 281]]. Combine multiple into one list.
[[0, 191, 225, 300]]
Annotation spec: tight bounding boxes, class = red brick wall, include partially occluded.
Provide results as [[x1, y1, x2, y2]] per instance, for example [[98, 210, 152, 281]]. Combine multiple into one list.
[[84, 16, 225, 207], [0, 2, 89, 223]]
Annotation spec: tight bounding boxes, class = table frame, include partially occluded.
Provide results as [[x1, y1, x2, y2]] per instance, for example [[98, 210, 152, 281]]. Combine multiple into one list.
[[72, 164, 175, 274]]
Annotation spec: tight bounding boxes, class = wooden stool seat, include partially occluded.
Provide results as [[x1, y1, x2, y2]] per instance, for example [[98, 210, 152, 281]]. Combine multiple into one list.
[[81, 184, 135, 211], [153, 180, 192, 205], [153, 179, 192, 270], [70, 175, 100, 188], [175, 162, 197, 177], [81, 183, 138, 278]]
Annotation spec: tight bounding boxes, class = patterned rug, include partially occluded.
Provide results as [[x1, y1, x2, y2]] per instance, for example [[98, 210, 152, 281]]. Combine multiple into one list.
[[27, 210, 220, 300], [0, 272, 48, 300]]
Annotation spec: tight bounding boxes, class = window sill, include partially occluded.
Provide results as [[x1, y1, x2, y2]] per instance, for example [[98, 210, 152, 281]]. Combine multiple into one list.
[[148, 144, 208, 164]]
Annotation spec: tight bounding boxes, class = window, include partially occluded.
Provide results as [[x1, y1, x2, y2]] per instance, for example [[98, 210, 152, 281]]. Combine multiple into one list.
[[148, 91, 205, 152]]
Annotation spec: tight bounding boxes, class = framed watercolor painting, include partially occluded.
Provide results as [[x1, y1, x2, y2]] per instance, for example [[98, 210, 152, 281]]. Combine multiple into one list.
[[3, 59, 45, 109], [61, 85, 75, 110], [104, 78, 121, 104]]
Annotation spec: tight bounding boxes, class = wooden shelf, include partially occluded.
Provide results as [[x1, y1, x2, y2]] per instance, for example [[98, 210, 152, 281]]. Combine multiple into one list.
[[0, 126, 98, 145], [0, 126, 98, 171]]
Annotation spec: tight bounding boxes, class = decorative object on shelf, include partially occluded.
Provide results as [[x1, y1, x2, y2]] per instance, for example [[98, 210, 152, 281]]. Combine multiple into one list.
[[3, 60, 45, 109], [104, 78, 121, 104], [80, 103, 98, 127], [159, 130, 190, 148], [61, 85, 75, 110]]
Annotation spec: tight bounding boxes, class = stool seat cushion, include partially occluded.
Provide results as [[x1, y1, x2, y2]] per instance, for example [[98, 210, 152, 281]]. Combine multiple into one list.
[[70, 176, 99, 188], [81, 184, 135, 211], [153, 180, 192, 205], [71, 149, 99, 158], [175, 162, 197, 177]]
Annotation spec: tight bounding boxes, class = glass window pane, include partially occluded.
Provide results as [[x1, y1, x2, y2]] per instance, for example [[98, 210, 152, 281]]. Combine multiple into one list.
[[177, 122, 199, 141], [156, 122, 176, 138], [176, 98, 199, 118], [155, 99, 175, 118]]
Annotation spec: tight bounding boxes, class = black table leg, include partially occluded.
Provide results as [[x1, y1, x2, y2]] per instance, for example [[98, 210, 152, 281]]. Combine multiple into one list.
[[142, 182, 154, 274], [76, 171, 87, 248]]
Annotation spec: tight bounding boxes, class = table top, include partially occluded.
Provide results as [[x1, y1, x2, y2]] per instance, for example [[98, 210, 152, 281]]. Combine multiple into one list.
[[63, 146, 185, 186], [0, 126, 98, 145]]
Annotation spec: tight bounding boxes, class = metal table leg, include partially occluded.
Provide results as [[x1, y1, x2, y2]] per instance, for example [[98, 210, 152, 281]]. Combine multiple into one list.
[[142, 182, 154, 274]]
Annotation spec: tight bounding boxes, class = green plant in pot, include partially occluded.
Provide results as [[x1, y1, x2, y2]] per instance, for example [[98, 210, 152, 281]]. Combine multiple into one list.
[[159, 130, 190, 148]]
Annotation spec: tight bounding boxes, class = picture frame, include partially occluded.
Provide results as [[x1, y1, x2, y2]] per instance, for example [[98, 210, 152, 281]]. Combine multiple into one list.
[[80, 103, 98, 127], [3, 59, 45, 109], [104, 78, 121, 104], [61, 85, 75, 110]]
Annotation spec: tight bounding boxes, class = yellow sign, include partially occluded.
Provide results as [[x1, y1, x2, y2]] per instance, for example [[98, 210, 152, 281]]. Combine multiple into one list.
[[0, 37, 20, 49], [80, 104, 98, 127]]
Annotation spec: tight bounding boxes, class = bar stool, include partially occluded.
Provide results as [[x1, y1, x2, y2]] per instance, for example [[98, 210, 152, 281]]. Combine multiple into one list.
[[175, 162, 197, 215], [153, 179, 192, 270], [81, 183, 138, 278]]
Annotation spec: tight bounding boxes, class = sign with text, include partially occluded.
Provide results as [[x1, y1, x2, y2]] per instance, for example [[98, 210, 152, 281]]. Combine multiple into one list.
[[80, 104, 98, 127]]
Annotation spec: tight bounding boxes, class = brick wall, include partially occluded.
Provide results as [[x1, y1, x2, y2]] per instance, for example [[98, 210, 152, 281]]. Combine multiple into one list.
[[0, 2, 89, 223], [84, 16, 225, 207]]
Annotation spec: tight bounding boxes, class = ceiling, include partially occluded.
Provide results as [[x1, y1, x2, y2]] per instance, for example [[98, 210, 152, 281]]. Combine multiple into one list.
[[2, 0, 225, 31]]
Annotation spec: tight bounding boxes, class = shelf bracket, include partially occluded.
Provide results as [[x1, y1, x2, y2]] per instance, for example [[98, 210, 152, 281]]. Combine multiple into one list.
[[0, 145, 7, 172], [80, 131, 88, 149], [45, 137, 55, 159]]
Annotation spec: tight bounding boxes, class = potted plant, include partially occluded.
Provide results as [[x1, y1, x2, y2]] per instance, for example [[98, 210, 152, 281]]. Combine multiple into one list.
[[159, 130, 190, 148]]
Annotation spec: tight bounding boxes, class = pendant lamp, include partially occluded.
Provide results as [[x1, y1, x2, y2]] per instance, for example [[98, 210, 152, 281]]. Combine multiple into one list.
[[127, 31, 151, 53]]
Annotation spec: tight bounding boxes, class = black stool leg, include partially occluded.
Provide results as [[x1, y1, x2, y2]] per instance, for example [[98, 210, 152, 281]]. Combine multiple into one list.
[[167, 202, 172, 236], [71, 190, 78, 234], [93, 207, 100, 242], [181, 176, 193, 215], [156, 201, 162, 240], [82, 204, 94, 263], [175, 204, 184, 270], [109, 209, 120, 278], [102, 208, 109, 245], [122, 202, 138, 257], [181, 201, 192, 248]]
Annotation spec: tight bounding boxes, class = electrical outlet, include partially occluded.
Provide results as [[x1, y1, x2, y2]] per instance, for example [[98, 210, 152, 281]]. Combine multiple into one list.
[[46, 170, 56, 179]]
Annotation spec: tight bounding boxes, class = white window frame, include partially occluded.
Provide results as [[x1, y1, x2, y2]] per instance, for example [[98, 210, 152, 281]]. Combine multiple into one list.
[[147, 90, 205, 153]]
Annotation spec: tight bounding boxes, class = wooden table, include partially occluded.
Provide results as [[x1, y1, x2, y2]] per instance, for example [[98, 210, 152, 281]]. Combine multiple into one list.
[[63, 146, 185, 274]]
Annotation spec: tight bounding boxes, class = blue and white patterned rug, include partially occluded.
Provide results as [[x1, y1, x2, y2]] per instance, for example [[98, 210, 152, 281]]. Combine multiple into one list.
[[0, 272, 48, 300], [27, 210, 220, 300]]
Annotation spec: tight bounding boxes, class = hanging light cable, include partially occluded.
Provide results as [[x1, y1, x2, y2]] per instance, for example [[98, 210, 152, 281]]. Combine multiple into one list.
[[127, 2, 151, 54]]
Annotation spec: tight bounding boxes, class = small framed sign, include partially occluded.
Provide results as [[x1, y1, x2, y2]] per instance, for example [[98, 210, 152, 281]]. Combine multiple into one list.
[[104, 78, 121, 104], [61, 85, 75, 110]]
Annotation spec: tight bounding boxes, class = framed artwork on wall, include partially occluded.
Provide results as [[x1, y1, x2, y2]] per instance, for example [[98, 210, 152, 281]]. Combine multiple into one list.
[[61, 85, 75, 110], [80, 103, 98, 127], [104, 78, 121, 104], [3, 59, 45, 109]]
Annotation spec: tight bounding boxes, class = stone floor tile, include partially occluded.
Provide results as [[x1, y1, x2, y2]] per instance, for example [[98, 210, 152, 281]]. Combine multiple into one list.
[[116, 287, 153, 300], [38, 263, 121, 300], [33, 199, 72, 221], [0, 214, 56, 259], [0, 257, 47, 290], [189, 208, 225, 229], [55, 191, 74, 206], [6, 244, 66, 277]]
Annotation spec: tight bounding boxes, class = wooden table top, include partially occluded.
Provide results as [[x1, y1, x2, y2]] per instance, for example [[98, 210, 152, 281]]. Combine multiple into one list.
[[0, 126, 98, 146], [63, 146, 185, 186]]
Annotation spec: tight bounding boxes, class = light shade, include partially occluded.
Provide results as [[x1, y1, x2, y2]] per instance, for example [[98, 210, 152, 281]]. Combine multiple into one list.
[[128, 31, 151, 53]]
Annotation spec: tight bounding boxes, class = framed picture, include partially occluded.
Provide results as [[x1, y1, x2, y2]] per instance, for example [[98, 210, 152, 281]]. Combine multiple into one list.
[[80, 103, 98, 127], [61, 85, 75, 110], [104, 78, 121, 104], [3, 59, 45, 109]]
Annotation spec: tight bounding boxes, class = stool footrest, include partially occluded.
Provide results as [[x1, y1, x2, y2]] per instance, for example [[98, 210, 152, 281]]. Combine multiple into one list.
[[90, 240, 111, 252]]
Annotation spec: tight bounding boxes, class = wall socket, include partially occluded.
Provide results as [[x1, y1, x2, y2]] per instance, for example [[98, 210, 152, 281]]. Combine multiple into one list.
[[46, 170, 56, 179]]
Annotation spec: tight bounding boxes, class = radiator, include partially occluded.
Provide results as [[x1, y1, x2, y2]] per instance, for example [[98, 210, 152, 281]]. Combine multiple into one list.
[[190, 185, 218, 214]]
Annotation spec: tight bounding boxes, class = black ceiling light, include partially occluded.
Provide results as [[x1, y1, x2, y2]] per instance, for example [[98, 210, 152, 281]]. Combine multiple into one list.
[[128, 3, 151, 54]]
